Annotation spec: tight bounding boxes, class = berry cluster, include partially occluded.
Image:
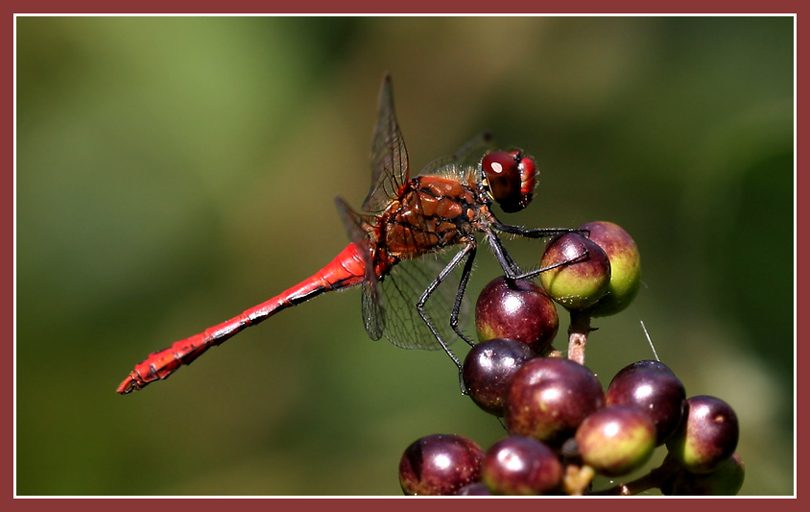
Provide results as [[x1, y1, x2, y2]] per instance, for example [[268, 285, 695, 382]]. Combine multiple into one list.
[[398, 222, 744, 495]]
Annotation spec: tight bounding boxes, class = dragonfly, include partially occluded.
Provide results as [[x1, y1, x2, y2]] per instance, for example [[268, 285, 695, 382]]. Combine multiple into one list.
[[117, 74, 579, 395]]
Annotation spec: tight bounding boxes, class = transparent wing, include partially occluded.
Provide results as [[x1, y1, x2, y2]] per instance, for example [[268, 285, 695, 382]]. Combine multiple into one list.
[[379, 250, 471, 351], [418, 132, 495, 180], [363, 74, 409, 213], [334, 196, 384, 340], [361, 278, 384, 341]]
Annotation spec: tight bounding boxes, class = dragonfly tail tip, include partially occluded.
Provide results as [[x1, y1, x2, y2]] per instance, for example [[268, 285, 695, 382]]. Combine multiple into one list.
[[116, 375, 140, 395]]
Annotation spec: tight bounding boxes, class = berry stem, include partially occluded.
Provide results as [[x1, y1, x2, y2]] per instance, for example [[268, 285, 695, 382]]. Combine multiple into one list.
[[563, 464, 596, 495], [567, 310, 592, 365], [587, 455, 681, 495]]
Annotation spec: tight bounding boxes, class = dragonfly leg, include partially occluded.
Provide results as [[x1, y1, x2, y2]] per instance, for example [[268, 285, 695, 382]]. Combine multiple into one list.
[[493, 223, 586, 240], [416, 240, 477, 392], [487, 229, 590, 281], [449, 239, 477, 348], [510, 249, 590, 280], [490, 224, 593, 278], [486, 229, 522, 275]]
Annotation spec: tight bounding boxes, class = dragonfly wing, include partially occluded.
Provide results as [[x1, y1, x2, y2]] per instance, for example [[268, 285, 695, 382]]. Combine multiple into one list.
[[417, 132, 495, 181], [363, 74, 409, 213], [334, 196, 385, 340], [379, 251, 470, 351], [361, 279, 384, 340], [455, 132, 496, 169]]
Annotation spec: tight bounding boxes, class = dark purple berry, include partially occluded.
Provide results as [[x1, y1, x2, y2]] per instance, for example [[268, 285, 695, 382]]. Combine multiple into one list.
[[482, 436, 563, 495], [666, 396, 739, 474], [606, 360, 686, 445], [540, 232, 611, 310], [575, 406, 656, 477], [613, 359, 676, 377], [661, 452, 745, 495], [399, 434, 485, 495], [578, 221, 641, 317], [475, 276, 559, 353], [505, 358, 605, 446], [462, 338, 536, 416]]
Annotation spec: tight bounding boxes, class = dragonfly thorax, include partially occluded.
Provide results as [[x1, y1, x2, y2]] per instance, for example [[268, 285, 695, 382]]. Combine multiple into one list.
[[378, 176, 479, 260]]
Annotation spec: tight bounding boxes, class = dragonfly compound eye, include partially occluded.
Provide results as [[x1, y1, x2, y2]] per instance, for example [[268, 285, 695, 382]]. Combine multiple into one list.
[[483, 150, 537, 213]]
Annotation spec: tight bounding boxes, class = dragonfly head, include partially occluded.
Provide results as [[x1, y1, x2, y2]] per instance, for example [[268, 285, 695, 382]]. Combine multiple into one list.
[[481, 149, 537, 213]]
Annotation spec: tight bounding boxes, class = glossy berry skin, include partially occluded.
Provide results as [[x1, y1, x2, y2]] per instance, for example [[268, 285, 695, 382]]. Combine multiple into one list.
[[505, 358, 604, 446], [613, 359, 675, 376], [399, 434, 485, 495], [661, 452, 745, 495], [462, 338, 536, 416], [579, 221, 641, 317], [539, 232, 611, 310], [666, 396, 739, 474], [481, 436, 563, 495], [575, 406, 656, 477], [606, 360, 686, 445], [475, 276, 559, 353]]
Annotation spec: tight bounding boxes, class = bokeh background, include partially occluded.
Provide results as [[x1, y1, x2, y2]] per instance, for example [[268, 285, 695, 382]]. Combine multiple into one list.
[[16, 16, 794, 495]]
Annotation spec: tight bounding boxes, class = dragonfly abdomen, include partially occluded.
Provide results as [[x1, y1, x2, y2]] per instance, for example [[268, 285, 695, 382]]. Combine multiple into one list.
[[116, 243, 368, 394]]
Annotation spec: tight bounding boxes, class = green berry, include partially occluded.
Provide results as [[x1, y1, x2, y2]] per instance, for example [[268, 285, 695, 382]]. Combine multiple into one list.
[[575, 406, 656, 477], [539, 232, 611, 310], [666, 396, 739, 474], [579, 221, 641, 317]]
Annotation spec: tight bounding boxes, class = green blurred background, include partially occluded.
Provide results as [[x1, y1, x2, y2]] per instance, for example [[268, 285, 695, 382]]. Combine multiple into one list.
[[16, 16, 794, 495]]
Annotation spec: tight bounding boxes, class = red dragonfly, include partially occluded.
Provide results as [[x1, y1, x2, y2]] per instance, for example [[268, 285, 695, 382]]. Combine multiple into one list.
[[117, 75, 575, 395]]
